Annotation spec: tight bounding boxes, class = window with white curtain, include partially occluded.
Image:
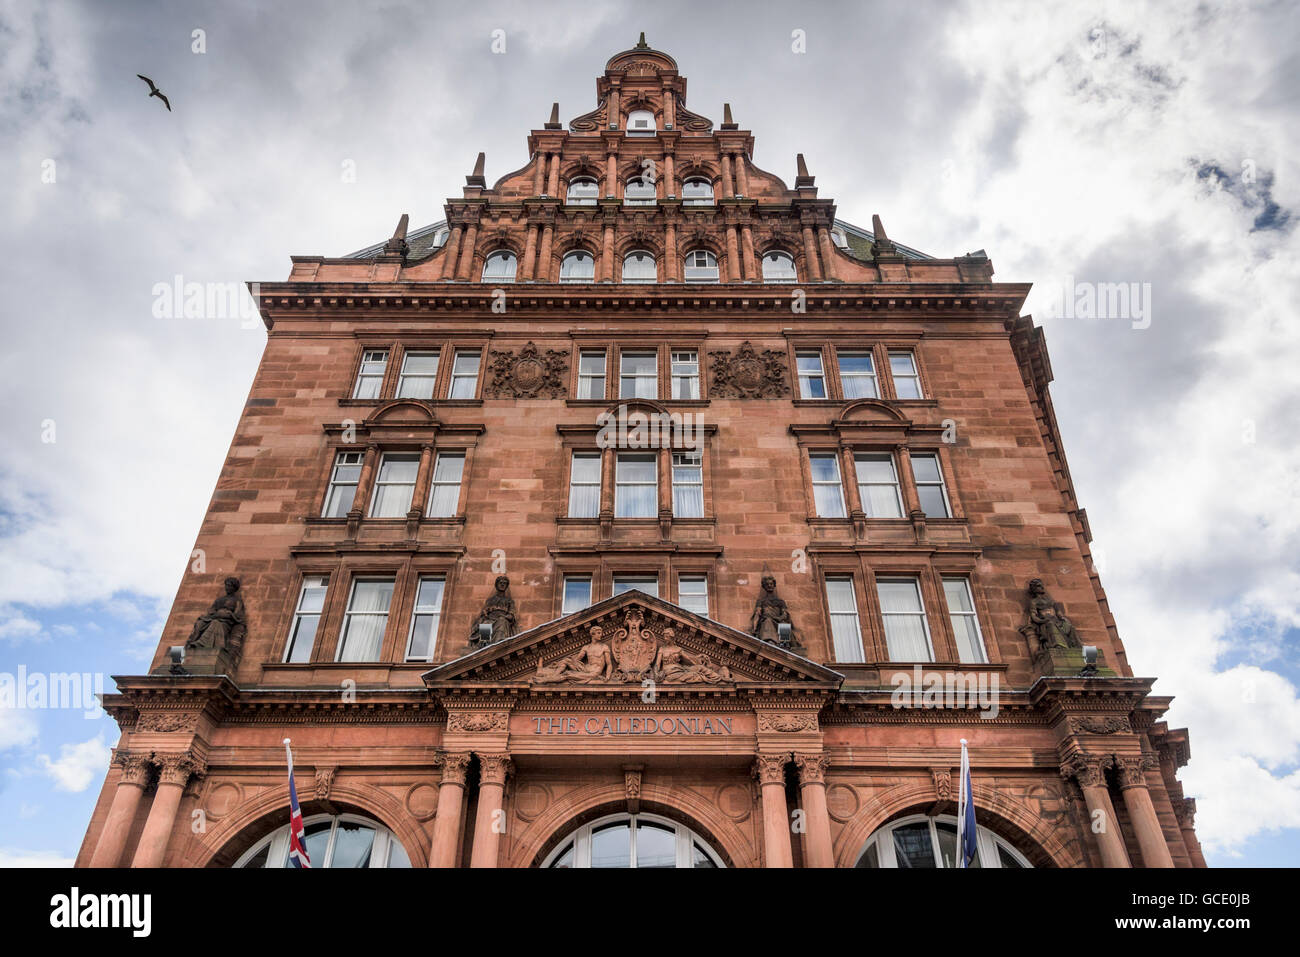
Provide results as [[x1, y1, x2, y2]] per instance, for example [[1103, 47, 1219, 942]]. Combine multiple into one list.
[[447, 351, 481, 399], [681, 177, 714, 205], [910, 453, 952, 517], [838, 351, 878, 399], [284, 576, 328, 663], [426, 452, 465, 517], [855, 453, 904, 518], [560, 250, 596, 283], [568, 453, 601, 518], [481, 250, 517, 283], [809, 453, 846, 518], [877, 578, 934, 661], [671, 351, 699, 399], [563, 576, 592, 614], [620, 352, 657, 399], [616, 453, 657, 517], [323, 451, 363, 518], [761, 251, 797, 283], [369, 453, 419, 517], [405, 576, 445, 661], [567, 177, 598, 205], [671, 451, 703, 517], [624, 176, 656, 205], [578, 351, 606, 399], [352, 349, 388, 399], [825, 577, 864, 663], [337, 579, 394, 662], [622, 250, 657, 283], [944, 578, 988, 664], [889, 350, 923, 398], [678, 575, 709, 616], [396, 351, 439, 399], [683, 249, 718, 282]]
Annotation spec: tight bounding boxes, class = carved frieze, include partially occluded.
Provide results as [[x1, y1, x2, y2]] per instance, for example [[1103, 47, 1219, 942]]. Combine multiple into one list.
[[709, 341, 790, 399], [483, 342, 568, 399], [1067, 715, 1130, 735], [446, 712, 510, 733], [757, 713, 818, 734], [135, 711, 200, 733]]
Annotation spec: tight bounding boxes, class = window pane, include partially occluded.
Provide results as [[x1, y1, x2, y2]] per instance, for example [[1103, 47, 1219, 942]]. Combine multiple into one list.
[[561, 251, 595, 282], [549, 843, 575, 868], [330, 821, 377, 868], [590, 823, 632, 868], [839, 352, 877, 399], [678, 576, 708, 615], [890, 352, 922, 398], [997, 844, 1025, 869], [613, 577, 658, 598], [855, 453, 903, 518], [797, 354, 826, 398], [892, 822, 937, 869], [623, 251, 656, 283], [692, 842, 718, 868], [563, 577, 592, 614], [397, 352, 439, 399], [635, 822, 677, 868], [935, 821, 960, 869], [449, 352, 480, 399], [339, 580, 393, 662], [855, 842, 880, 868], [878, 579, 932, 662], [825, 578, 863, 662], [761, 252, 796, 282], [387, 840, 412, 868], [616, 454, 656, 517]]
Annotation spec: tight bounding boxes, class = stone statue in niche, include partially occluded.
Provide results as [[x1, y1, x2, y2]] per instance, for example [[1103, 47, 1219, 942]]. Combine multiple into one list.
[[534, 625, 615, 683], [186, 577, 247, 655], [1022, 578, 1082, 650], [469, 576, 518, 647], [652, 627, 732, 683], [749, 575, 797, 649]]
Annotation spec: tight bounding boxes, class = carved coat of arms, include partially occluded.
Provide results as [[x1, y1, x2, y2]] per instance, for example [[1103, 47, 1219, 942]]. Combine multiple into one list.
[[484, 342, 568, 398], [611, 607, 657, 678], [709, 342, 790, 398]]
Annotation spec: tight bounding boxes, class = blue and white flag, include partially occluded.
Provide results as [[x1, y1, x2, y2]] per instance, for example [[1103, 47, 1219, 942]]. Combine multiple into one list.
[[956, 738, 978, 868]]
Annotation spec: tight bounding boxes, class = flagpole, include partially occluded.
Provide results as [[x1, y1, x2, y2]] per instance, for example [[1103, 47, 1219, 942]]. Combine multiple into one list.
[[958, 738, 968, 869]]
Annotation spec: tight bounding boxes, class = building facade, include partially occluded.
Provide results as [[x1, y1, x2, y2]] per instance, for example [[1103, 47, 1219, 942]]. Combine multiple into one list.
[[78, 39, 1204, 869]]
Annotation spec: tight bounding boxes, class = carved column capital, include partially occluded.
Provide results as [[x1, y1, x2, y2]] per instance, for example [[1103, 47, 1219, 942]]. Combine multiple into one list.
[[1060, 751, 1107, 789], [1173, 797, 1197, 827], [477, 753, 513, 787], [793, 752, 829, 786], [1116, 753, 1157, 789], [114, 751, 153, 788], [154, 751, 203, 787], [436, 751, 473, 787], [752, 752, 790, 787]]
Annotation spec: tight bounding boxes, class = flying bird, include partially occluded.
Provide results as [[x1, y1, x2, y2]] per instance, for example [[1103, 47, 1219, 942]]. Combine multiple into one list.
[[136, 74, 171, 112]]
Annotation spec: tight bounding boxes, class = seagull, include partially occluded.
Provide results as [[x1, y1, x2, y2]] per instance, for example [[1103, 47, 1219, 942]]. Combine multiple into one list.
[[136, 74, 171, 112]]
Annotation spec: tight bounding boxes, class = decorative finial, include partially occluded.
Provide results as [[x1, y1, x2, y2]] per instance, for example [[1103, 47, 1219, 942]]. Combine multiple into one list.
[[797, 153, 809, 178], [465, 151, 487, 188], [871, 213, 889, 242], [382, 213, 409, 257], [545, 102, 561, 129], [391, 213, 409, 241], [635, 31, 649, 50], [722, 103, 737, 129], [795, 153, 816, 189]]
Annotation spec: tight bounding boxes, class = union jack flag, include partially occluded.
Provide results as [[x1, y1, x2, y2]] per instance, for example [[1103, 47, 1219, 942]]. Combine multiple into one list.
[[284, 738, 311, 868]]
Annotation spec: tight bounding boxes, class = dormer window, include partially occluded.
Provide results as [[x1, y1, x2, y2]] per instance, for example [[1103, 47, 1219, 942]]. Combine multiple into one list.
[[626, 109, 656, 136], [624, 176, 656, 206], [481, 250, 517, 283], [560, 250, 596, 284], [432, 228, 450, 247], [831, 228, 850, 248], [567, 177, 598, 205], [683, 249, 719, 283], [682, 177, 714, 206]]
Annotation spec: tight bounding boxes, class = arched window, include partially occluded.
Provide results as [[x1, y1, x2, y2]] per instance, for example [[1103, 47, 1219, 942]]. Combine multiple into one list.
[[761, 251, 797, 283], [432, 227, 449, 248], [560, 250, 596, 284], [567, 177, 598, 205], [683, 249, 719, 283], [622, 250, 657, 284], [855, 814, 1032, 869], [543, 812, 723, 868], [831, 228, 850, 249], [626, 109, 656, 136], [481, 250, 517, 283], [234, 813, 411, 868], [681, 177, 714, 206], [624, 176, 656, 206]]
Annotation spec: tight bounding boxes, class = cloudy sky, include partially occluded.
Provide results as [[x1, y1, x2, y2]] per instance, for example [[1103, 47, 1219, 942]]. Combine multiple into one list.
[[0, 0, 1296, 867]]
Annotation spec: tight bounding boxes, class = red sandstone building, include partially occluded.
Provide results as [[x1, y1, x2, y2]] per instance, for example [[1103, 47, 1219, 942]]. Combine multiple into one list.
[[78, 39, 1203, 869]]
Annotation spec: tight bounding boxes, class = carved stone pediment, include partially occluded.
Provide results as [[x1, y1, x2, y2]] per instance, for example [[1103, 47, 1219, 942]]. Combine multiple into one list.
[[423, 592, 842, 694]]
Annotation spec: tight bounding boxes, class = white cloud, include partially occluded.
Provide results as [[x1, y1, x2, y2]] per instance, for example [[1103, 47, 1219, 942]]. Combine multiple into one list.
[[0, 706, 39, 752], [37, 735, 111, 793], [0, 848, 74, 868]]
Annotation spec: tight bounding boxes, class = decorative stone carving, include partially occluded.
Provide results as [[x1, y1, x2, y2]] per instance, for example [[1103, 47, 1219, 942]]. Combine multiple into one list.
[[534, 625, 616, 683], [709, 341, 790, 399], [1173, 797, 1197, 828], [1020, 578, 1082, 650], [749, 575, 798, 649], [611, 607, 657, 679], [313, 766, 336, 800], [186, 577, 247, 658], [446, 712, 509, 733], [114, 751, 152, 787], [1115, 754, 1157, 789], [793, 753, 829, 785], [483, 342, 568, 399], [533, 609, 734, 685], [478, 754, 513, 787], [135, 711, 199, 733], [650, 625, 732, 684], [932, 767, 954, 801], [469, 576, 518, 648], [624, 765, 643, 814], [1068, 715, 1130, 735], [1059, 752, 1107, 789], [436, 751, 473, 786], [155, 751, 203, 787], [752, 753, 790, 786], [757, 713, 818, 733]]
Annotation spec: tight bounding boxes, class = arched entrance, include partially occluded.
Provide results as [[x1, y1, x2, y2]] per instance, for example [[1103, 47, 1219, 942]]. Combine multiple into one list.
[[541, 811, 724, 868], [232, 812, 411, 868], [854, 813, 1032, 868]]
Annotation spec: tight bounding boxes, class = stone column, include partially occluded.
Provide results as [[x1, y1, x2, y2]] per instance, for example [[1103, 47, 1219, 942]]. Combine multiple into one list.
[[429, 751, 471, 868], [663, 153, 675, 198], [455, 220, 479, 281], [546, 152, 561, 198], [88, 752, 151, 868], [734, 153, 750, 197], [720, 154, 734, 198], [1117, 756, 1175, 868], [740, 222, 757, 280], [1063, 754, 1131, 867], [753, 753, 793, 868], [439, 225, 462, 280], [469, 754, 513, 868], [521, 224, 538, 281], [801, 224, 823, 281], [537, 224, 554, 282], [664, 216, 679, 282], [131, 753, 200, 868], [1175, 799, 1207, 868], [725, 225, 741, 282], [606, 151, 618, 197], [794, 753, 834, 868], [532, 152, 546, 195], [602, 222, 616, 282], [817, 224, 837, 280]]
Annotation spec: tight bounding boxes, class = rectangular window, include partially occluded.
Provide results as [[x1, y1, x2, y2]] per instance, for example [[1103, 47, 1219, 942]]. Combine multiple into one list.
[[797, 351, 827, 399], [447, 350, 481, 399], [396, 350, 439, 399], [809, 453, 846, 518], [568, 453, 601, 518], [671, 351, 700, 399], [838, 351, 878, 399], [616, 453, 657, 517], [353, 349, 388, 399], [322, 451, 363, 518], [889, 350, 922, 399], [613, 576, 658, 598], [671, 451, 703, 517], [578, 351, 607, 399], [337, 578, 394, 662], [405, 576, 446, 661], [369, 453, 420, 517], [284, 576, 328, 663], [944, 578, 987, 664], [678, 575, 709, 616], [825, 577, 864, 663], [426, 452, 465, 518], [854, 453, 904, 518], [620, 352, 658, 399], [878, 578, 934, 662], [562, 576, 593, 615], [910, 453, 952, 517]]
